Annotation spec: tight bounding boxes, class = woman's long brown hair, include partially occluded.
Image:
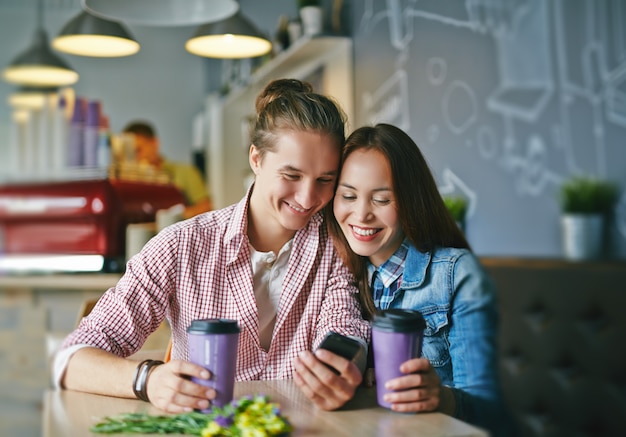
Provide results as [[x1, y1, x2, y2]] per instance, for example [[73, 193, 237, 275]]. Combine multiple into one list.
[[327, 123, 470, 319]]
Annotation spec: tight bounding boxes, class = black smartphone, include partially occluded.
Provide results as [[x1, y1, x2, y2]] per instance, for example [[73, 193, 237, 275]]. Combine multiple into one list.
[[317, 331, 363, 373]]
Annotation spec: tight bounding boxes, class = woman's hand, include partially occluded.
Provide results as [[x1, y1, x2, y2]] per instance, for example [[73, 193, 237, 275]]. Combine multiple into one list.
[[146, 360, 216, 413], [293, 349, 362, 410], [382, 357, 443, 413]]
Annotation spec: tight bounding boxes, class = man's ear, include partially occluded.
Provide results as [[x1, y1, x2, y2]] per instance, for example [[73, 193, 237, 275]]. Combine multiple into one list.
[[249, 144, 261, 175]]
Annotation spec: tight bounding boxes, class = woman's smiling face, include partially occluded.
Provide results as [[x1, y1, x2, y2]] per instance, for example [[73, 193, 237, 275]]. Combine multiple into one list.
[[333, 148, 405, 266]]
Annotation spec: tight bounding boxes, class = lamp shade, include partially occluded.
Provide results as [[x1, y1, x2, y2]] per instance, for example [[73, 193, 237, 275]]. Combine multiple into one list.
[[186, 12, 272, 59], [3, 29, 79, 87], [7, 86, 58, 110], [52, 11, 140, 57], [82, 0, 239, 27]]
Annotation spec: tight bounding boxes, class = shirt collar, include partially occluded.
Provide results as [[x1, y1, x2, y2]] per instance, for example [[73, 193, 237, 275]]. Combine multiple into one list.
[[225, 183, 324, 260], [367, 238, 410, 287]]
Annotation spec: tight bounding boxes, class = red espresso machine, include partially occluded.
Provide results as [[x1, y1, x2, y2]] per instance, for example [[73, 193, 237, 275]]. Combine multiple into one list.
[[0, 179, 185, 273]]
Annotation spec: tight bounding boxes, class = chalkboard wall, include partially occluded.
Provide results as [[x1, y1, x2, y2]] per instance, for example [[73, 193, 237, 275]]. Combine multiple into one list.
[[350, 0, 626, 259]]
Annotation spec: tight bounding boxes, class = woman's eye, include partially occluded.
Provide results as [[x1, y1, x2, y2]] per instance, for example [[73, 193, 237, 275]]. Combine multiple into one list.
[[373, 198, 391, 205], [341, 194, 356, 201]]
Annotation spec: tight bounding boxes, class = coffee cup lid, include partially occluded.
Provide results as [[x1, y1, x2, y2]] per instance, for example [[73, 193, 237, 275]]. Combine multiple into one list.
[[187, 319, 240, 334], [372, 309, 426, 332]]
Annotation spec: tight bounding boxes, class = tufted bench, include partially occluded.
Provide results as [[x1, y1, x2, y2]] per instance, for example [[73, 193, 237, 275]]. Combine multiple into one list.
[[481, 258, 626, 437]]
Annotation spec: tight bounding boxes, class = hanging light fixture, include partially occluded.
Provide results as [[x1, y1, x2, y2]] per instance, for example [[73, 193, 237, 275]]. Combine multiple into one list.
[[52, 11, 140, 58], [82, 0, 239, 27], [7, 86, 58, 110], [2, 0, 79, 87], [186, 12, 272, 59]]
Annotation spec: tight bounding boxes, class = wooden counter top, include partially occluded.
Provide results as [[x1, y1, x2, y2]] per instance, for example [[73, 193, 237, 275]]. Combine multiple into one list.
[[0, 273, 121, 291], [43, 380, 488, 437]]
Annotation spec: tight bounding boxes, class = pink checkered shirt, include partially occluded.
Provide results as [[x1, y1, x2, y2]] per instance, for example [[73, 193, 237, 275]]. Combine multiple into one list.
[[61, 190, 370, 380]]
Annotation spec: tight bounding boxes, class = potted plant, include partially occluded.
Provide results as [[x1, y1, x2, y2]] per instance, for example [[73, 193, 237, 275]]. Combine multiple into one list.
[[443, 195, 468, 232], [298, 0, 323, 36], [558, 176, 619, 260]]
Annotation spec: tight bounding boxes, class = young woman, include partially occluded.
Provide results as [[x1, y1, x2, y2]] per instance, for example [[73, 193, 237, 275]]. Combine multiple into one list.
[[328, 123, 514, 434], [54, 79, 370, 413]]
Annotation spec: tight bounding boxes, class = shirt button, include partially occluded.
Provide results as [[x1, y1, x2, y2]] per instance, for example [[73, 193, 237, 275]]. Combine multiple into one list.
[[266, 365, 273, 373], [266, 254, 276, 264]]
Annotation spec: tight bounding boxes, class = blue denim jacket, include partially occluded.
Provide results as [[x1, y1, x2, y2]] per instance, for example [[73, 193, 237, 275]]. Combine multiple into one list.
[[377, 245, 511, 433]]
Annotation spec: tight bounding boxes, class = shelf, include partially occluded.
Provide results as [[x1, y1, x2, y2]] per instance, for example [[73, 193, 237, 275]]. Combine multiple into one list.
[[224, 35, 352, 106]]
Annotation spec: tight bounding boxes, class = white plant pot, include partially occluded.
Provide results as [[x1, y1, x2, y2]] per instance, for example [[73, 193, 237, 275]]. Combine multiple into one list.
[[561, 214, 604, 261], [287, 20, 302, 45], [299, 6, 323, 36]]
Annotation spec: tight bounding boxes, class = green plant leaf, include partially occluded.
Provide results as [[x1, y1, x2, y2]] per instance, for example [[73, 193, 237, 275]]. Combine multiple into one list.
[[442, 195, 468, 222], [559, 176, 619, 214], [90, 394, 292, 436]]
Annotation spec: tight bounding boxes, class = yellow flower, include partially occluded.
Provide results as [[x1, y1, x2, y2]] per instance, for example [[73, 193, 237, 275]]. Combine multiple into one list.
[[241, 429, 267, 437], [266, 418, 287, 433], [201, 421, 223, 437], [236, 412, 252, 427]]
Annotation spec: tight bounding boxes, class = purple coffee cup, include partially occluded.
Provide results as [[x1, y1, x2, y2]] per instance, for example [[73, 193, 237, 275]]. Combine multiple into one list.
[[187, 319, 240, 409], [371, 309, 426, 409]]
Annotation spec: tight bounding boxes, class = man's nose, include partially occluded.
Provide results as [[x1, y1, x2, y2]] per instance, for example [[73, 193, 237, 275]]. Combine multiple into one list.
[[295, 181, 317, 209]]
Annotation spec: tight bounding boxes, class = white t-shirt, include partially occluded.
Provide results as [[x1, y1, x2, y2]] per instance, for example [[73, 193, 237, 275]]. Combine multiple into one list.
[[249, 239, 293, 351]]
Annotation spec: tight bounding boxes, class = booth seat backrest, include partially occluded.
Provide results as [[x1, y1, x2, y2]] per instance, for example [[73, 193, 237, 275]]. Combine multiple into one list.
[[482, 259, 626, 437]]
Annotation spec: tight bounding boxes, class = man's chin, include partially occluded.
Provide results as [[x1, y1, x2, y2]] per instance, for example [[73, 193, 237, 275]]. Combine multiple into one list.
[[280, 214, 312, 231]]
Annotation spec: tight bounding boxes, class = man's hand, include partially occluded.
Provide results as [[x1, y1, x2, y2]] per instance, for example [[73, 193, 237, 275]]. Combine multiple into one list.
[[293, 348, 362, 410], [146, 360, 216, 413]]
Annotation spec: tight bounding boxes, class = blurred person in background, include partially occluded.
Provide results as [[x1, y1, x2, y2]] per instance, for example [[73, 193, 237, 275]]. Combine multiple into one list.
[[123, 120, 212, 218]]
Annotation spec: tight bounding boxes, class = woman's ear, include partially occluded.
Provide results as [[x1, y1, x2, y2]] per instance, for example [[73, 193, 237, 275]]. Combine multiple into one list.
[[249, 144, 261, 175]]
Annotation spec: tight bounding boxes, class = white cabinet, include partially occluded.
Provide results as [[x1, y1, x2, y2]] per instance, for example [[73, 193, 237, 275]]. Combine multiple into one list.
[[205, 36, 354, 209]]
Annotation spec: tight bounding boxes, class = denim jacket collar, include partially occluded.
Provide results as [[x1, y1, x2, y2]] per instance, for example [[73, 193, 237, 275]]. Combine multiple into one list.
[[401, 244, 432, 289]]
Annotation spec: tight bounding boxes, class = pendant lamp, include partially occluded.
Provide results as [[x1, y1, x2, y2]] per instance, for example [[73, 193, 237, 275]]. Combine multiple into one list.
[[186, 12, 272, 59], [2, 0, 79, 87], [52, 11, 140, 58], [7, 86, 58, 110], [82, 0, 239, 27]]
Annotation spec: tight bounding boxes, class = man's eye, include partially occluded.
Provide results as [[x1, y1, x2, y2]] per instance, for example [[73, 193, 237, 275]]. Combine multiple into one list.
[[283, 173, 299, 180], [318, 177, 336, 184]]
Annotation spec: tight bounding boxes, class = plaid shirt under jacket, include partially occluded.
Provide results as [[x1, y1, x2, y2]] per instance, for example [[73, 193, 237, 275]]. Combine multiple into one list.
[[61, 189, 370, 381]]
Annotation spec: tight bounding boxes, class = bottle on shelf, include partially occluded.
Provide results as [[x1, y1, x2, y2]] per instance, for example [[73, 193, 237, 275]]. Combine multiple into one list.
[[36, 92, 57, 179], [51, 94, 69, 178], [97, 114, 112, 171], [83, 100, 101, 168], [67, 97, 85, 168]]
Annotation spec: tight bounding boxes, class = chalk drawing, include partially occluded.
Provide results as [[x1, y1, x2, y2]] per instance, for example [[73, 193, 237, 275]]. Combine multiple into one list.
[[476, 125, 498, 160], [439, 168, 477, 218], [442, 80, 478, 135], [362, 69, 411, 131], [427, 58, 447, 86], [356, 0, 626, 241]]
